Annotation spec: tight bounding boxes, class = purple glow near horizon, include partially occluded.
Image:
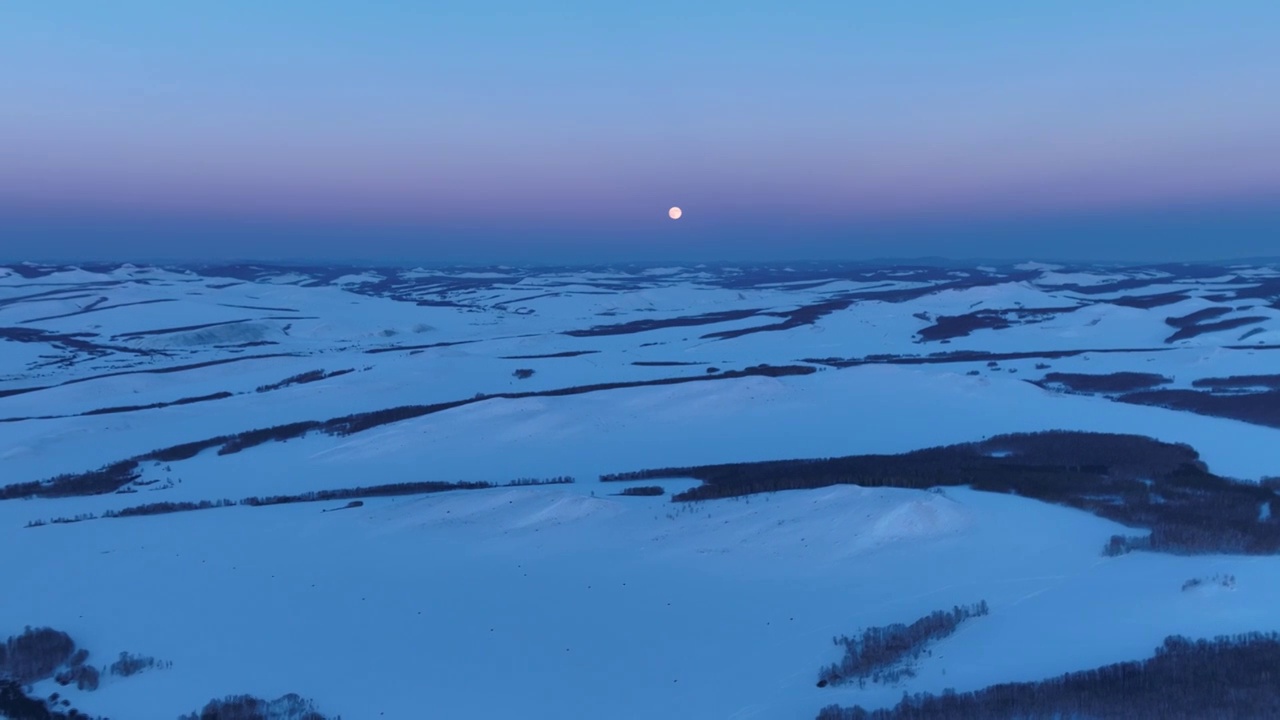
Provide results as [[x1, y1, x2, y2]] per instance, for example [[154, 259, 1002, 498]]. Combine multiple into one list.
[[1, 2, 1278, 261]]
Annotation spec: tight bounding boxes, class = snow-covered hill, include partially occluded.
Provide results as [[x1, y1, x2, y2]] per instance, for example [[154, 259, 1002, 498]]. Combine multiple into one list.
[[2, 260, 1279, 719]]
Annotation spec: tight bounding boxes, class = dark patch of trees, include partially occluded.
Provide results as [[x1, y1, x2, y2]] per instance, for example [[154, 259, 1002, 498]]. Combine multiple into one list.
[[1191, 374, 1280, 392], [255, 369, 353, 393], [240, 480, 496, 507], [804, 346, 1177, 370], [362, 339, 479, 355], [916, 307, 1081, 341], [108, 652, 165, 677], [0, 352, 298, 402], [180, 692, 336, 720], [1117, 388, 1280, 430], [506, 476, 575, 486], [1166, 316, 1267, 343], [54, 663, 99, 691], [0, 392, 237, 424], [1, 627, 75, 684], [1165, 306, 1232, 328], [0, 680, 84, 720], [1110, 291, 1191, 309], [618, 486, 665, 496], [81, 391, 235, 416], [113, 319, 251, 339], [563, 309, 762, 337], [0, 461, 141, 500], [103, 499, 237, 518], [512, 368, 535, 379], [701, 297, 858, 341], [1038, 371, 1171, 393], [602, 430, 1280, 555], [501, 350, 599, 359], [216, 421, 325, 455], [818, 602, 989, 687], [817, 633, 1280, 720]]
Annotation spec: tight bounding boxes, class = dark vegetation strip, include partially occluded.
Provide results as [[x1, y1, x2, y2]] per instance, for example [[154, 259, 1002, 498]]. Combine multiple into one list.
[[701, 298, 858, 340], [0, 287, 108, 308], [916, 306, 1084, 342], [804, 346, 1178, 369], [216, 302, 300, 312], [1109, 291, 1191, 309], [181, 693, 335, 720], [0, 374, 351, 422], [1165, 306, 1231, 328], [19, 298, 176, 324], [817, 633, 1280, 720], [1, 624, 273, 719], [1037, 372, 1171, 394], [0, 391, 237, 422], [363, 339, 481, 354], [0, 364, 816, 500], [1116, 389, 1280, 430], [617, 486, 665, 496], [1191, 374, 1280, 391], [499, 350, 599, 359], [112, 319, 251, 339], [83, 392, 234, 417], [0, 627, 101, 718], [0, 352, 299, 399], [25, 477, 576, 527], [563, 309, 763, 337], [0, 326, 161, 360], [600, 430, 1280, 555], [255, 368, 354, 393], [818, 602, 989, 688], [1165, 316, 1267, 343]]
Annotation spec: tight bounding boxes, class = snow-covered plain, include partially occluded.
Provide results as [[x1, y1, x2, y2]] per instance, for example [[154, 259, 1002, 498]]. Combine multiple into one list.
[[3, 261, 1280, 719]]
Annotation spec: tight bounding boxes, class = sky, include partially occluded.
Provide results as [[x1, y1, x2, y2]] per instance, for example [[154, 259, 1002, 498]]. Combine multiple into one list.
[[1, 1, 1278, 264]]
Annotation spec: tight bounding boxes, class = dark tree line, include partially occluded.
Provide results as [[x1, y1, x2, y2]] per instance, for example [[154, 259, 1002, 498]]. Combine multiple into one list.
[[602, 430, 1280, 555], [0, 627, 100, 717], [27, 477, 576, 526], [818, 602, 989, 688], [805, 347, 1180, 370], [1, 364, 814, 499], [916, 306, 1080, 341], [618, 486, 666, 497], [1038, 371, 1171, 394], [0, 681, 95, 720], [1165, 306, 1232, 328], [1191, 374, 1280, 391], [1, 627, 74, 685], [107, 652, 166, 677], [180, 692, 336, 720], [817, 633, 1280, 720], [255, 368, 353, 393], [1116, 388, 1280, 430]]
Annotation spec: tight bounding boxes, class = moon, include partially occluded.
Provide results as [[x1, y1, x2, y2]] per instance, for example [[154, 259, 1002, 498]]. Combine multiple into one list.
[[668, 206, 682, 220]]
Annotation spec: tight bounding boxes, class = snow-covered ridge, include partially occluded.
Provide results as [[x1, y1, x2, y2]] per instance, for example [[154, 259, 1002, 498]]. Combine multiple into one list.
[[2, 261, 1279, 719]]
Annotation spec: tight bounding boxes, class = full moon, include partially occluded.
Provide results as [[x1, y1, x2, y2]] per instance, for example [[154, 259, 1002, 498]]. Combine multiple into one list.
[[668, 206, 682, 220]]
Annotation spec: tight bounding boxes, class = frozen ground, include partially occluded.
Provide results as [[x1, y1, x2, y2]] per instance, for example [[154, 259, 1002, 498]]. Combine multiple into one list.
[[2, 260, 1280, 719]]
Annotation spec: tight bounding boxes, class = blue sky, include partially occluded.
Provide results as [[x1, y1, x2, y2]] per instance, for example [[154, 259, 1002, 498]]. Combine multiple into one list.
[[2, 1, 1277, 262]]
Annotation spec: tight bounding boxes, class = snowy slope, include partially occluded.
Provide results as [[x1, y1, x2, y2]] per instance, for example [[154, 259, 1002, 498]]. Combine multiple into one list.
[[2, 260, 1280, 719]]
